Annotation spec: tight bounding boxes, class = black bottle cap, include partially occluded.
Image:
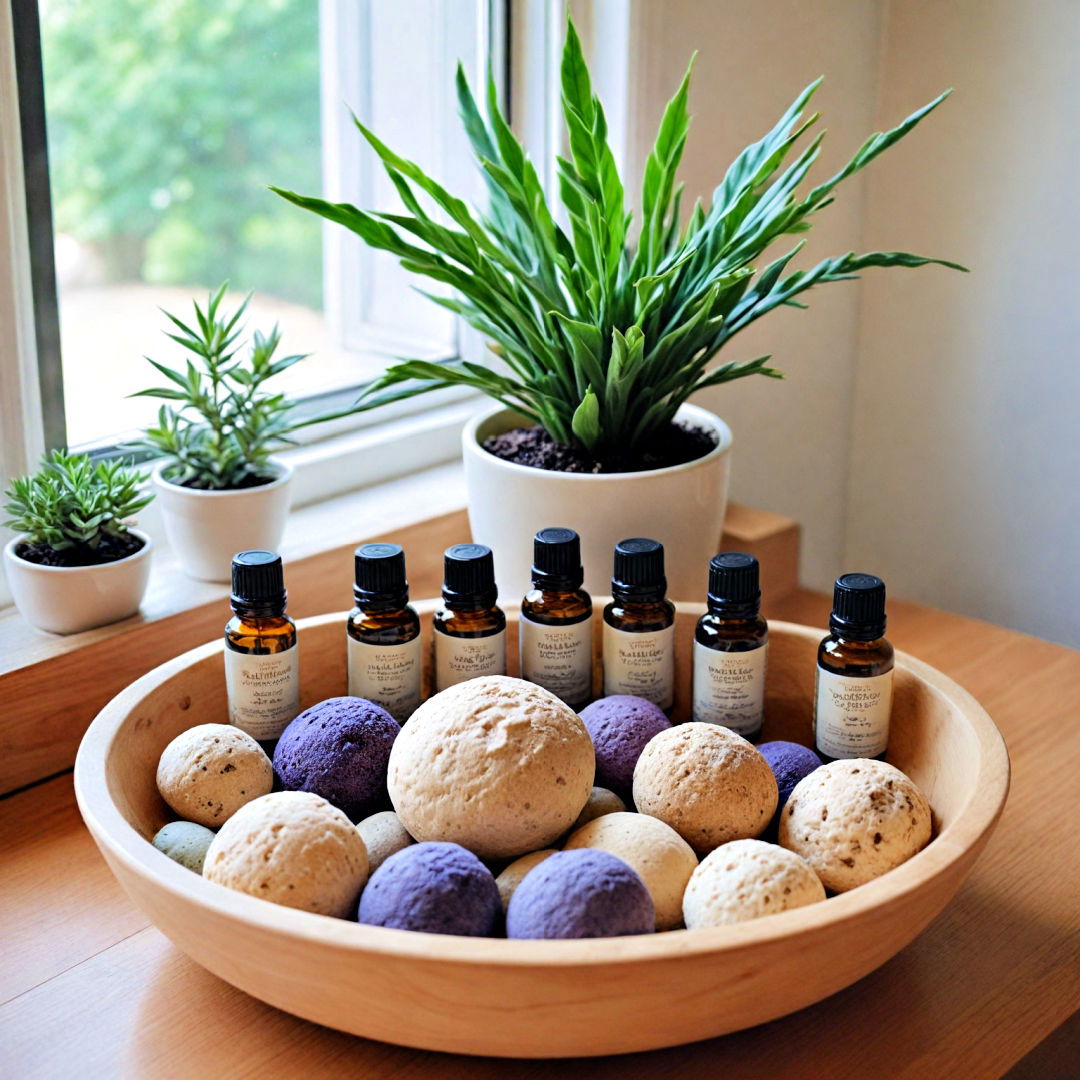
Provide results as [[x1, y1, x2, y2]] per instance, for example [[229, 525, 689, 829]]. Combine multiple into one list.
[[231, 550, 286, 616], [442, 543, 498, 607], [611, 537, 666, 600], [531, 527, 584, 590], [830, 572, 887, 640], [354, 543, 408, 606], [707, 552, 760, 612]]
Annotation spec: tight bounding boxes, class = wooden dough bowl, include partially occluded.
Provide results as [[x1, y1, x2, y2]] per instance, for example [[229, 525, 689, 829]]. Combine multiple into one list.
[[75, 601, 1010, 1058]]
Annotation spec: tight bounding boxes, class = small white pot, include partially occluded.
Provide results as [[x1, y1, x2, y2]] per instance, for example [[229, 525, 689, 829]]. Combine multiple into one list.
[[152, 461, 293, 583], [3, 528, 153, 635], [463, 403, 733, 602]]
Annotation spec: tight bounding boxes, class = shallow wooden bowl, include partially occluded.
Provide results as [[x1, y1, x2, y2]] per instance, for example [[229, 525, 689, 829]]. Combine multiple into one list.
[[75, 602, 1009, 1058]]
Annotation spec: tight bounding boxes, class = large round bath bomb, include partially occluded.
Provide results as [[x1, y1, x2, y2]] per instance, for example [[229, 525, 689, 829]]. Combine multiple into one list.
[[779, 759, 932, 892], [204, 791, 369, 917], [156, 723, 273, 827], [570, 786, 626, 831], [758, 741, 824, 816], [506, 849, 654, 939], [495, 849, 558, 912], [580, 695, 671, 799], [359, 842, 500, 936], [683, 839, 825, 928], [274, 697, 400, 820], [356, 810, 414, 873], [152, 821, 216, 874], [633, 723, 778, 855], [565, 812, 697, 930], [387, 676, 594, 860]]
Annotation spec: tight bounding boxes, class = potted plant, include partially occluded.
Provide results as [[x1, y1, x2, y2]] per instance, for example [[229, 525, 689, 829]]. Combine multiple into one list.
[[3, 450, 153, 634], [273, 20, 965, 599]]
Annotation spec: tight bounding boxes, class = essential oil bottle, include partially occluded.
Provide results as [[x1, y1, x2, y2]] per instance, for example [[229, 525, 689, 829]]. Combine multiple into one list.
[[814, 573, 894, 761], [433, 543, 506, 692], [346, 543, 422, 722], [602, 538, 676, 710], [520, 527, 593, 708], [224, 550, 300, 743], [692, 552, 768, 739]]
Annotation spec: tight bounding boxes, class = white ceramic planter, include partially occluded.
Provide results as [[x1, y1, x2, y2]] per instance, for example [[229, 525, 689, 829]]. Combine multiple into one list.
[[463, 403, 733, 602], [152, 461, 293, 583], [3, 528, 153, 635]]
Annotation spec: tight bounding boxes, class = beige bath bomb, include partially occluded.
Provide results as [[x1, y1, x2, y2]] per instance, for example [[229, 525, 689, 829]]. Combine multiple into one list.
[[565, 812, 698, 930], [570, 786, 627, 831], [387, 675, 594, 860], [683, 839, 825, 928], [633, 723, 778, 855], [356, 810, 414, 873], [779, 759, 932, 892], [204, 791, 369, 917], [495, 849, 558, 912], [156, 723, 273, 827]]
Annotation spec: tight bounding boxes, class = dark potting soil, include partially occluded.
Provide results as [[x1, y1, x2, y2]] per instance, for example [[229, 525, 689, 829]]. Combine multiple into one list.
[[175, 472, 276, 491], [484, 421, 718, 474], [15, 531, 146, 568]]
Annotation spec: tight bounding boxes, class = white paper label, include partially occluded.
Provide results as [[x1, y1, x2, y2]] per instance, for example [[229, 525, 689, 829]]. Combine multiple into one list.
[[347, 634, 422, 722], [602, 622, 675, 709], [434, 627, 506, 691], [224, 646, 300, 740], [519, 613, 593, 705], [814, 667, 893, 758], [692, 640, 768, 737]]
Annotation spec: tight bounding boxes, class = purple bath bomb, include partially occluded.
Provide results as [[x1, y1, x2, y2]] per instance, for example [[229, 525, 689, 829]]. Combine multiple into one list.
[[273, 696, 399, 820], [506, 849, 655, 939], [580, 695, 671, 799], [758, 740, 824, 810], [358, 841, 500, 936]]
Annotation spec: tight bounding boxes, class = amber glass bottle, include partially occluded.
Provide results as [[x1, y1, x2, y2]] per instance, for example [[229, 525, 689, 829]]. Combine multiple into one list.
[[224, 550, 300, 743], [814, 573, 894, 761], [346, 543, 422, 722], [693, 552, 768, 740], [602, 538, 676, 710], [433, 544, 506, 692], [520, 527, 593, 708]]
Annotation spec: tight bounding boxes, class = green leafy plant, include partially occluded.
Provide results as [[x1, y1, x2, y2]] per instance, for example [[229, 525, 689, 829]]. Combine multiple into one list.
[[4, 450, 151, 556], [273, 19, 965, 462]]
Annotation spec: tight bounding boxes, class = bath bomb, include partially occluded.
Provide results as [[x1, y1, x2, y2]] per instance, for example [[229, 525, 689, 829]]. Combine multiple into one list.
[[569, 786, 627, 831], [356, 810, 414, 873], [204, 791, 369, 917], [387, 675, 594, 860], [156, 723, 273, 827], [564, 812, 698, 930], [507, 849, 654, 939], [633, 723, 778, 855], [152, 821, 216, 874], [779, 759, 932, 892], [579, 695, 672, 799], [358, 842, 500, 936], [758, 741, 824, 812], [273, 696, 400, 820], [683, 839, 826, 928], [495, 849, 558, 912]]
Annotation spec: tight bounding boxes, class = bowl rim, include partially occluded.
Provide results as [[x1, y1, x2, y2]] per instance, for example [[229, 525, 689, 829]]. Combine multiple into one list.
[[74, 607, 1011, 968]]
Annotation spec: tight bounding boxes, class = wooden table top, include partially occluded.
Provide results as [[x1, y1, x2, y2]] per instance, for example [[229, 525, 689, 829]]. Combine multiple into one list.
[[3, 588, 1078, 1078]]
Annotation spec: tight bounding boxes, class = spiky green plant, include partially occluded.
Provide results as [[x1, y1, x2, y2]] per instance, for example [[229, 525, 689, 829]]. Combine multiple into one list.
[[274, 20, 965, 462]]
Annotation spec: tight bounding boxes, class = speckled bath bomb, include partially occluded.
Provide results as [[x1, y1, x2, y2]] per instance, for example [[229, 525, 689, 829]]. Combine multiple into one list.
[[779, 759, 932, 892], [564, 812, 698, 930], [156, 723, 273, 828], [758, 741, 824, 811], [204, 791, 369, 917], [358, 841, 500, 936], [579, 695, 671, 799], [356, 810, 414, 873], [569, 786, 627, 831], [387, 676, 594, 860], [152, 820, 216, 874], [633, 723, 778, 855], [495, 849, 558, 912], [683, 839, 825, 928], [506, 849, 655, 939], [273, 697, 400, 820]]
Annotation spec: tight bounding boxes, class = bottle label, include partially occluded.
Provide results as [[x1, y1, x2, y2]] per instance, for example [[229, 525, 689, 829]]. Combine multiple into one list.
[[434, 628, 506, 691], [224, 647, 300, 740], [347, 634, 422, 722], [692, 640, 767, 737], [519, 613, 593, 706], [814, 667, 893, 758], [602, 622, 675, 709]]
